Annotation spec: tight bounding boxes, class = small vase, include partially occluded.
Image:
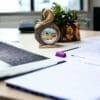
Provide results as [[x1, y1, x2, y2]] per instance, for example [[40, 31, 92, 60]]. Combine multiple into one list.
[[58, 23, 80, 42]]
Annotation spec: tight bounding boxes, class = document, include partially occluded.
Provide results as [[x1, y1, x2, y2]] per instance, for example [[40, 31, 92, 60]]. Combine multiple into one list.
[[5, 57, 100, 100], [67, 36, 100, 66]]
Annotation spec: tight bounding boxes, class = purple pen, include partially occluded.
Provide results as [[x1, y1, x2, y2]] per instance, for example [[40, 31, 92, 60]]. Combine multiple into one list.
[[55, 47, 80, 58]]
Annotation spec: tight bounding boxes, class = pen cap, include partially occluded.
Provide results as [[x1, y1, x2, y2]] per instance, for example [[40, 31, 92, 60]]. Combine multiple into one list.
[[55, 51, 66, 58]]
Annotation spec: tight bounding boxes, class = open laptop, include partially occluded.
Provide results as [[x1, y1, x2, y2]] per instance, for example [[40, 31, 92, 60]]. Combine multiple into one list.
[[0, 42, 49, 79], [0, 42, 66, 79]]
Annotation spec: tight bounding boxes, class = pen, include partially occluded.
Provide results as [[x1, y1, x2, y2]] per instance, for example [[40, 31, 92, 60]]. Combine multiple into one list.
[[63, 47, 80, 52], [55, 47, 80, 58]]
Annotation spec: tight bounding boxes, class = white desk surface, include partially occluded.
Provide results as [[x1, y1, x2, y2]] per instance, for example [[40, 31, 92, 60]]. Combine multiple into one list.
[[0, 28, 100, 100]]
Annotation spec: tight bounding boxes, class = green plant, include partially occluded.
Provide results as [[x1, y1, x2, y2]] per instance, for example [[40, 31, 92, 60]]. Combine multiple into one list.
[[51, 2, 78, 26]]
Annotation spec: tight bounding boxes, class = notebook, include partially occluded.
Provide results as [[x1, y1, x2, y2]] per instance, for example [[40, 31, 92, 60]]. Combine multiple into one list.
[[0, 42, 48, 79], [5, 57, 100, 100]]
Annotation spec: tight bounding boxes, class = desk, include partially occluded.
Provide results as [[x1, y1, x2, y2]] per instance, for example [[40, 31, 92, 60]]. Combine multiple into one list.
[[0, 28, 100, 100]]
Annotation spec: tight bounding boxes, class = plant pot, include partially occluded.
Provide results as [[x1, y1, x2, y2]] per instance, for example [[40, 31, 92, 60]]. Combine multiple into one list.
[[58, 23, 80, 42]]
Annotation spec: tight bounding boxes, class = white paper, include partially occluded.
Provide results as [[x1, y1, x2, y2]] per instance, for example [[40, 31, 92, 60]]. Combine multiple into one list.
[[67, 36, 100, 66], [5, 57, 100, 100]]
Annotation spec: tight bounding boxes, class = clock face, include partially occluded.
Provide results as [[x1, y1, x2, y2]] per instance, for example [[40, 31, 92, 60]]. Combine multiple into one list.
[[41, 28, 58, 44]]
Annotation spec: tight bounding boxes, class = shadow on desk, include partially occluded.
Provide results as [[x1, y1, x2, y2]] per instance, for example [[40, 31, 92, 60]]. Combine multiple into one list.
[[0, 96, 16, 100]]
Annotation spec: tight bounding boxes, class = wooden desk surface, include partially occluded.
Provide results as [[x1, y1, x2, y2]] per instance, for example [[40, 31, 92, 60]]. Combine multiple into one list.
[[0, 28, 100, 100]]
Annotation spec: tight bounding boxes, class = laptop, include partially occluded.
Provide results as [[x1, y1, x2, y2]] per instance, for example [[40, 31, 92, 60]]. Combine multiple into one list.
[[0, 42, 48, 79]]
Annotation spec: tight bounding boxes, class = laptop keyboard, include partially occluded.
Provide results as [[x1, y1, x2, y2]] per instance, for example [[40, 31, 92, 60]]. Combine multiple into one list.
[[0, 42, 48, 66]]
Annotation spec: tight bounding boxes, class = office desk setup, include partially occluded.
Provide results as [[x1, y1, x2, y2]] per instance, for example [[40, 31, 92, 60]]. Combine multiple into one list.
[[0, 28, 100, 100]]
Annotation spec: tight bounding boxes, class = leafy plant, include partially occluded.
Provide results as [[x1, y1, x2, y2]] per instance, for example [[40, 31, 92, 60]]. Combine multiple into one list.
[[51, 2, 78, 26]]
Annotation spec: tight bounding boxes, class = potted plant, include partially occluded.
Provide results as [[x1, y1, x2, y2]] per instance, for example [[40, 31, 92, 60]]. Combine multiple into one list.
[[51, 2, 80, 42]]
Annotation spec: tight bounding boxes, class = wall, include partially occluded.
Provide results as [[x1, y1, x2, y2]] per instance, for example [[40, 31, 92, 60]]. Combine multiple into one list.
[[93, 0, 100, 7]]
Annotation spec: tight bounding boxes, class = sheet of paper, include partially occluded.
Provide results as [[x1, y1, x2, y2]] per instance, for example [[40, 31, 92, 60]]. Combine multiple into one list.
[[5, 57, 100, 100], [67, 36, 100, 66]]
